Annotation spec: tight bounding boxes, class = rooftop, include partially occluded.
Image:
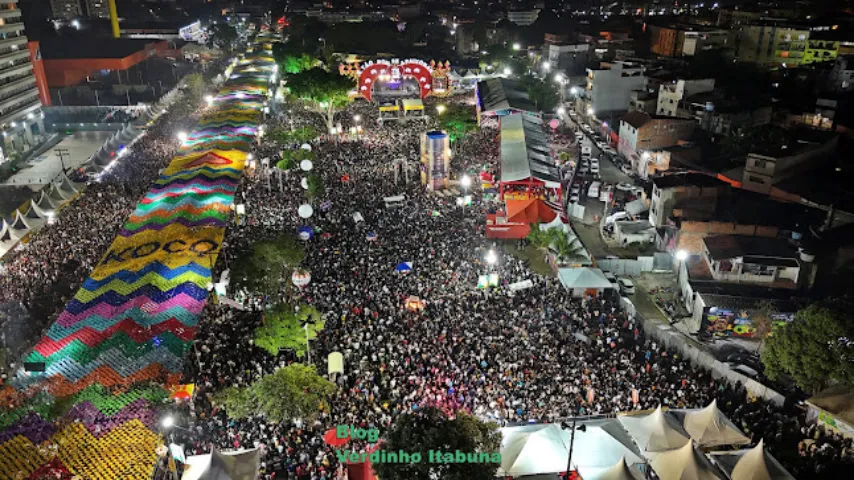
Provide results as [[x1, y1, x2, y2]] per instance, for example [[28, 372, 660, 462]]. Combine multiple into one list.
[[620, 111, 651, 129], [703, 235, 798, 262], [653, 172, 728, 189], [40, 37, 160, 60]]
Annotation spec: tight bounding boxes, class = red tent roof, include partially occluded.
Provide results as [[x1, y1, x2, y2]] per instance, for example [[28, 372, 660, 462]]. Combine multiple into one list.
[[505, 198, 557, 224]]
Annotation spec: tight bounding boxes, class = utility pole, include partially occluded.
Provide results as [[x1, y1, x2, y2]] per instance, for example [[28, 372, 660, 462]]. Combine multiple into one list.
[[55, 148, 70, 175]]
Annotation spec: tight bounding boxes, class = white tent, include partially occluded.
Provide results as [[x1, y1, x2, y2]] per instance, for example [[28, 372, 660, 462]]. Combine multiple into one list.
[[618, 407, 691, 453], [580, 457, 645, 480], [499, 421, 645, 477], [181, 448, 260, 480], [674, 400, 750, 449], [498, 424, 570, 477], [648, 441, 723, 480], [709, 440, 795, 480], [571, 421, 645, 471], [34, 191, 58, 212]]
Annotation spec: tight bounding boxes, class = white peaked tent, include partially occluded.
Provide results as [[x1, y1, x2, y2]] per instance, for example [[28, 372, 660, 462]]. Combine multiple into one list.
[[181, 448, 261, 480], [48, 183, 71, 204], [677, 400, 750, 449], [34, 191, 58, 212], [59, 174, 79, 195], [498, 424, 570, 476], [649, 441, 723, 480], [579, 457, 645, 480], [570, 421, 645, 471], [11, 210, 31, 233], [24, 201, 47, 220], [618, 407, 691, 453], [709, 440, 795, 480]]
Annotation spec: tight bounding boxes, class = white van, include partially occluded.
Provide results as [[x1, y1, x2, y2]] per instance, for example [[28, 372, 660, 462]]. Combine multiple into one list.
[[581, 145, 592, 156], [588, 181, 601, 198]]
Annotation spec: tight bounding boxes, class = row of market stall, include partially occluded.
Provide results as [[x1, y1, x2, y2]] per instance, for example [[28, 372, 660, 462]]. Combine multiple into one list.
[[499, 401, 793, 480]]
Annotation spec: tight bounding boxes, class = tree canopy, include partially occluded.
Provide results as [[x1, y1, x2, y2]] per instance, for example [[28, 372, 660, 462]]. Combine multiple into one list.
[[231, 234, 305, 298], [254, 304, 324, 357], [527, 225, 586, 263], [438, 104, 477, 142], [372, 407, 501, 480], [207, 23, 238, 50], [519, 74, 560, 112], [286, 68, 353, 132], [212, 364, 336, 422], [762, 301, 854, 393]]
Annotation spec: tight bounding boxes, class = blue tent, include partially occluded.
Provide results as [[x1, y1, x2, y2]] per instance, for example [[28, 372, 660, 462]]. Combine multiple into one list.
[[395, 262, 413, 273]]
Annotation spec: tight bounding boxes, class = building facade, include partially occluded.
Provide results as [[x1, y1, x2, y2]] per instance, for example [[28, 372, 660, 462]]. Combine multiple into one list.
[[506, 10, 539, 26], [583, 61, 645, 114], [0, 1, 46, 164], [86, 0, 110, 18], [803, 38, 839, 64], [50, 0, 82, 20], [648, 25, 729, 57], [656, 78, 715, 117], [617, 111, 696, 178], [733, 24, 810, 67], [542, 42, 590, 76]]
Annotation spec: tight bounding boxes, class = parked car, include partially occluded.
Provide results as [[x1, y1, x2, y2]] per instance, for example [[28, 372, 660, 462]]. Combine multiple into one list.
[[616, 182, 634, 192], [590, 158, 599, 168], [603, 146, 617, 155], [578, 166, 589, 175], [569, 193, 580, 203], [570, 185, 581, 195], [620, 164, 633, 175], [588, 181, 600, 198], [596, 140, 608, 149], [590, 164, 600, 175], [605, 272, 619, 288], [618, 278, 635, 295], [599, 185, 612, 202], [605, 211, 629, 225]]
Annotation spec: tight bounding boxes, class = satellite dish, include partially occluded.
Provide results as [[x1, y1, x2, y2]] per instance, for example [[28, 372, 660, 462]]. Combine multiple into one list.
[[301, 143, 312, 151], [301, 177, 309, 189], [300, 160, 313, 171]]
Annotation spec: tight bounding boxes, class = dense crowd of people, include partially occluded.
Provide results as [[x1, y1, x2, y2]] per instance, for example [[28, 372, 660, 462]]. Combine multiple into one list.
[[171, 99, 854, 480], [0, 84, 210, 375], [2, 61, 853, 479]]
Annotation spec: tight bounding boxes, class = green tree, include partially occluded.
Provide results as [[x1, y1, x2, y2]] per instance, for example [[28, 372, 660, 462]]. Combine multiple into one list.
[[306, 173, 325, 199], [762, 302, 854, 393], [519, 74, 559, 112], [527, 225, 587, 263], [286, 67, 353, 133], [254, 303, 324, 357], [438, 104, 477, 142], [207, 23, 238, 50], [231, 235, 305, 297], [281, 53, 318, 74], [372, 407, 501, 480], [183, 73, 205, 98], [212, 364, 336, 422]]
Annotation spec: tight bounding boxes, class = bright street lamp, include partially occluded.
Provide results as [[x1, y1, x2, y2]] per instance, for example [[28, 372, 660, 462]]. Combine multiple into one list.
[[557, 107, 566, 115], [485, 249, 497, 265], [542, 61, 551, 71], [436, 104, 447, 114], [676, 249, 689, 261], [461, 175, 472, 189], [586, 107, 594, 116], [570, 86, 579, 95], [162, 416, 175, 428], [642, 151, 651, 160], [503, 67, 512, 76], [353, 114, 361, 122], [177, 131, 188, 142], [512, 43, 521, 51]]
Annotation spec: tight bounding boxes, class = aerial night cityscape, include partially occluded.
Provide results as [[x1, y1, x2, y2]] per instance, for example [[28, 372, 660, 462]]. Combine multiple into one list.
[[3, 0, 854, 479]]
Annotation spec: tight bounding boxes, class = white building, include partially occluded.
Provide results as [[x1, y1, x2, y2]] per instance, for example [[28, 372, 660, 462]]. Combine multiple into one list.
[[542, 43, 590, 76], [584, 62, 646, 115], [507, 10, 539, 26], [657, 78, 715, 117], [0, 0, 46, 164]]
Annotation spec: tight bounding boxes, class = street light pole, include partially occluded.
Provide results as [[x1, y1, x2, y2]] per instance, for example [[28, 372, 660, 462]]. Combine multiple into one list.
[[561, 419, 586, 480]]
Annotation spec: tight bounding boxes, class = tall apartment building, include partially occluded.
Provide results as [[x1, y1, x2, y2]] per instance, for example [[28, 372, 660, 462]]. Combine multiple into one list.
[[50, 0, 82, 20], [0, 0, 46, 163], [86, 0, 111, 18], [580, 61, 646, 115], [733, 24, 810, 67], [656, 78, 715, 117]]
